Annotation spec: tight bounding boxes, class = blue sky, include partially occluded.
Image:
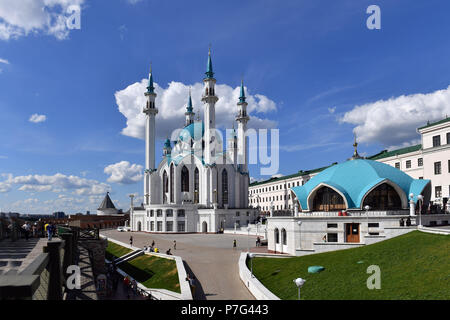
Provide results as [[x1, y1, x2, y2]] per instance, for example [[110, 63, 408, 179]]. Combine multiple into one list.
[[0, 0, 450, 214]]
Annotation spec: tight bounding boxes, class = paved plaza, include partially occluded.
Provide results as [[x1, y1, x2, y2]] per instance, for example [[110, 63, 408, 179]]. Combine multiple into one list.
[[101, 230, 260, 300]]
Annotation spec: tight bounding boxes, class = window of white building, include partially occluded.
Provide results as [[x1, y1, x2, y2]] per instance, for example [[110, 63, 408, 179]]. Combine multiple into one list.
[[435, 186, 442, 198], [406, 160, 411, 169], [433, 135, 441, 147], [418, 158, 423, 167], [434, 162, 442, 175]]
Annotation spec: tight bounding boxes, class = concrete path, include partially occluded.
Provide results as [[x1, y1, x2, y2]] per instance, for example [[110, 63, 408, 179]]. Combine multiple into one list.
[[101, 230, 257, 300]]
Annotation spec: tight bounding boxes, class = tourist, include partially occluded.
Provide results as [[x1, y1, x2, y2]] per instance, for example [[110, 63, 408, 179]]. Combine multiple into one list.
[[166, 248, 172, 255], [131, 279, 137, 296], [151, 240, 155, 247], [173, 240, 177, 250], [154, 247, 159, 253], [22, 222, 31, 241], [233, 239, 237, 248], [47, 224, 53, 241], [32, 224, 37, 238], [256, 236, 261, 247], [129, 235, 133, 247], [123, 276, 130, 294]]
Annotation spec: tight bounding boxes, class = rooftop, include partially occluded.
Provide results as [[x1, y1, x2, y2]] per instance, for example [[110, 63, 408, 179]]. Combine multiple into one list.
[[418, 116, 450, 130], [367, 144, 422, 160]]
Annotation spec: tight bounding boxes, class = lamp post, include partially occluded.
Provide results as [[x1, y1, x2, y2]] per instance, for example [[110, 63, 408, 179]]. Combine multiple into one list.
[[293, 278, 306, 300], [364, 205, 370, 236], [248, 252, 255, 278], [129, 194, 135, 229], [297, 220, 302, 250], [417, 194, 423, 227], [247, 226, 251, 253]]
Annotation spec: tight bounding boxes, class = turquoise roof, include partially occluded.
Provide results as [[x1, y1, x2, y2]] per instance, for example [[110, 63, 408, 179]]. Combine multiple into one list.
[[164, 138, 171, 148], [291, 159, 430, 210], [205, 50, 214, 79], [239, 80, 246, 103], [186, 92, 193, 113], [179, 122, 204, 142], [147, 65, 155, 94]]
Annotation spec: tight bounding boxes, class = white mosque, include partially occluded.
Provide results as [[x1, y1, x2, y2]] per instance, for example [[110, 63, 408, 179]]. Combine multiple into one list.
[[130, 50, 258, 233]]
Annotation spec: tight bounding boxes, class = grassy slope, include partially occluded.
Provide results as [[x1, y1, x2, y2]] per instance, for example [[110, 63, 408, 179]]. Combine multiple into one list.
[[105, 241, 180, 293], [105, 241, 133, 261], [119, 255, 180, 293], [251, 231, 450, 300]]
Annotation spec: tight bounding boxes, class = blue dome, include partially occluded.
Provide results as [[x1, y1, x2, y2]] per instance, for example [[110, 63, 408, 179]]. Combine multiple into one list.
[[291, 159, 430, 210], [179, 122, 204, 141]]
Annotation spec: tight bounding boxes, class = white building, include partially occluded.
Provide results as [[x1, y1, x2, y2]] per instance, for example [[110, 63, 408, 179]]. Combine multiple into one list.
[[131, 50, 257, 233], [368, 117, 450, 205], [249, 117, 450, 214]]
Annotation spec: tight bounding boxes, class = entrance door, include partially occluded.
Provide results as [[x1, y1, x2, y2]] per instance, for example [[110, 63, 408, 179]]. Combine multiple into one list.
[[345, 223, 359, 243], [202, 221, 208, 233]]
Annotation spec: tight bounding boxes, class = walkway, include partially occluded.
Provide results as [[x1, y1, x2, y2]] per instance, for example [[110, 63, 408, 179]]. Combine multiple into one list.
[[101, 230, 257, 300]]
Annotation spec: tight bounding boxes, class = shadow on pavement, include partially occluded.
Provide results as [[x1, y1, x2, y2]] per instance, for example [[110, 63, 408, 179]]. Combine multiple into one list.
[[183, 261, 206, 300]]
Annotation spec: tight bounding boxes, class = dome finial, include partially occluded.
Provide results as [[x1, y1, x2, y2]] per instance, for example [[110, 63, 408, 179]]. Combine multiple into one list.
[[350, 133, 362, 160]]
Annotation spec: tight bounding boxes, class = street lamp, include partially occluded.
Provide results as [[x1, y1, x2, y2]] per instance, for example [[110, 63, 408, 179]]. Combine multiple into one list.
[[248, 252, 255, 278], [297, 220, 302, 250], [417, 194, 424, 227], [364, 205, 370, 236], [293, 277, 306, 300], [247, 226, 251, 252]]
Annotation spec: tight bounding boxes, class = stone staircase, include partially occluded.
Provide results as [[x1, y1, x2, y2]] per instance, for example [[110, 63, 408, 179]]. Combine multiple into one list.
[[0, 238, 47, 275]]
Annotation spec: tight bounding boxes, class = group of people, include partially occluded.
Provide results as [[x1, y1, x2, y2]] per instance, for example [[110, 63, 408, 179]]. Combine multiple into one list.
[[106, 262, 152, 300], [137, 238, 177, 256]]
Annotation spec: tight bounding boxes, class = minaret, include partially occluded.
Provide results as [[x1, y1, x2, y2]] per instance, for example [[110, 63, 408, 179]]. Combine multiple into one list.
[[143, 64, 158, 205], [163, 138, 172, 157], [201, 47, 218, 165], [227, 124, 238, 166], [185, 88, 195, 127], [236, 79, 250, 173]]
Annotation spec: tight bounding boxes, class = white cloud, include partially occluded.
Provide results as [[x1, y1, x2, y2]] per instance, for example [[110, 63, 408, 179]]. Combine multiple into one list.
[[104, 161, 143, 184], [340, 85, 450, 149], [0, 173, 110, 195], [0, 58, 9, 64], [328, 106, 336, 114], [0, 0, 84, 40], [29, 113, 47, 123], [115, 79, 278, 140]]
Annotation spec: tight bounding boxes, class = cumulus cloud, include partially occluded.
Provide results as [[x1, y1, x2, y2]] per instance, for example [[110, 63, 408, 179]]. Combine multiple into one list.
[[0, 0, 84, 40], [0, 173, 110, 195], [0, 58, 9, 64], [115, 79, 278, 140], [340, 85, 450, 149], [104, 161, 143, 184], [29, 114, 47, 123]]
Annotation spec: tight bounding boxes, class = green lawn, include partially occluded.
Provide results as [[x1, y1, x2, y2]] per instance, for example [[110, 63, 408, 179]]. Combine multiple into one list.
[[105, 241, 133, 261], [119, 255, 180, 293], [105, 241, 180, 293], [250, 231, 450, 300]]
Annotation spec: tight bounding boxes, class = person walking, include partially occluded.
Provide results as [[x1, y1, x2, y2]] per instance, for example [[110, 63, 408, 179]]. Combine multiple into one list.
[[151, 240, 155, 247], [173, 240, 177, 250], [129, 235, 133, 247], [233, 239, 237, 249], [22, 222, 30, 241]]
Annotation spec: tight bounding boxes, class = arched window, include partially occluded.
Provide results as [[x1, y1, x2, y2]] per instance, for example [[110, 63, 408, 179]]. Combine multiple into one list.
[[274, 228, 279, 244], [163, 170, 168, 204], [313, 186, 346, 211], [363, 183, 402, 210], [281, 228, 287, 245], [170, 164, 174, 203], [181, 166, 189, 192], [222, 169, 228, 205], [194, 167, 199, 203]]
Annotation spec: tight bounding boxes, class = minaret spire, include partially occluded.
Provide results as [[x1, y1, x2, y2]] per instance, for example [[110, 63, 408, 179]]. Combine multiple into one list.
[[185, 87, 195, 126], [147, 62, 155, 94], [205, 45, 214, 79]]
